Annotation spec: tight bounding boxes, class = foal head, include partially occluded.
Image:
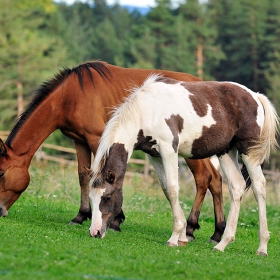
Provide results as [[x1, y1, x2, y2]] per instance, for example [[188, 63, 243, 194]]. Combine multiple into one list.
[[89, 143, 128, 238]]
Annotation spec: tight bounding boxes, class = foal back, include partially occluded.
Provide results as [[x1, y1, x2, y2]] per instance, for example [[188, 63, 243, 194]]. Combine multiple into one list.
[[138, 79, 263, 159]]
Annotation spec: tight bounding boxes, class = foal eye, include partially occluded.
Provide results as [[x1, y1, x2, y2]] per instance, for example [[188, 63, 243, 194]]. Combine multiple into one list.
[[103, 196, 111, 203]]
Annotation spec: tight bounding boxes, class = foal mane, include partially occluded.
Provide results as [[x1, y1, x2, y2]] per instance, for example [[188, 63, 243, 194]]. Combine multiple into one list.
[[91, 74, 162, 187], [6, 61, 113, 148]]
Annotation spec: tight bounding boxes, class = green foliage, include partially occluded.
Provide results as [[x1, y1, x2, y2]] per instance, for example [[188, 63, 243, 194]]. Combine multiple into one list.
[[210, 0, 279, 93], [0, 0, 75, 130], [1, 0, 280, 146], [0, 165, 279, 280]]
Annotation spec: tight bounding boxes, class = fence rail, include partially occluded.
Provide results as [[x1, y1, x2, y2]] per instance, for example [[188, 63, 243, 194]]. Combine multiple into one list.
[[1, 131, 280, 193]]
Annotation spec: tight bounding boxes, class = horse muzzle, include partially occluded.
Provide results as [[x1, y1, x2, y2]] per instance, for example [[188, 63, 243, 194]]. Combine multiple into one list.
[[0, 205, 8, 217], [89, 227, 106, 239]]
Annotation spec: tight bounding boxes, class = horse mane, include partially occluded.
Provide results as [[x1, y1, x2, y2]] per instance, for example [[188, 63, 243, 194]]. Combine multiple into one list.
[[6, 61, 113, 148], [90, 74, 162, 187]]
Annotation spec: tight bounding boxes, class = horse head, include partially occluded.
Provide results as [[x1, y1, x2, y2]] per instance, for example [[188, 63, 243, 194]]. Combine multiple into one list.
[[89, 143, 128, 238], [89, 169, 124, 238], [0, 139, 30, 217]]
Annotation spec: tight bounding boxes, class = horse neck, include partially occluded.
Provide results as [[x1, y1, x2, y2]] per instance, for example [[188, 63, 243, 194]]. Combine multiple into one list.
[[113, 124, 140, 160], [7, 87, 64, 164]]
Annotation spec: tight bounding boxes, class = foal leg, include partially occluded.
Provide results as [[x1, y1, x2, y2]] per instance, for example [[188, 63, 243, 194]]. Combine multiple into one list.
[[213, 149, 246, 252], [186, 158, 225, 243], [70, 141, 92, 225], [149, 153, 188, 246], [242, 155, 269, 256]]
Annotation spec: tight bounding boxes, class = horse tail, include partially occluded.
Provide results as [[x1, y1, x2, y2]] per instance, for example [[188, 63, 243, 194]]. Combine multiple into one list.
[[248, 93, 279, 164], [241, 94, 279, 189]]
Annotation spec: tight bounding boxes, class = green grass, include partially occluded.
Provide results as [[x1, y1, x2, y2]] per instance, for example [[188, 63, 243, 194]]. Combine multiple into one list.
[[0, 164, 279, 280]]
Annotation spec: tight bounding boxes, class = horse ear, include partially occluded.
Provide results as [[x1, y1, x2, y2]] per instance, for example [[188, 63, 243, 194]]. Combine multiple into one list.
[[0, 139, 7, 157], [107, 170, 115, 184]]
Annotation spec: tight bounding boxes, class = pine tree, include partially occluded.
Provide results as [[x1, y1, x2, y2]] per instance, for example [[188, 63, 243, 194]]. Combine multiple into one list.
[[0, 0, 73, 129]]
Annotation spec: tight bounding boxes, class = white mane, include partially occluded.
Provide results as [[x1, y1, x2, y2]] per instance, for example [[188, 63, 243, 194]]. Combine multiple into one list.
[[91, 74, 162, 182]]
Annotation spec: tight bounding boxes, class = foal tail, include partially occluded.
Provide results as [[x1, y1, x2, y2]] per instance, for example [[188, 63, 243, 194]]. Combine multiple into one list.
[[252, 94, 279, 163], [242, 93, 279, 188]]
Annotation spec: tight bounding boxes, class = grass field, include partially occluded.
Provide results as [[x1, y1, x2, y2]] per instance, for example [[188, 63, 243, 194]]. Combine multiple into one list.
[[0, 164, 279, 280]]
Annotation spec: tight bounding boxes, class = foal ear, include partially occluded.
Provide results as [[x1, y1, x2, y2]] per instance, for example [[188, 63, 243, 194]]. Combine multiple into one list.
[[0, 139, 7, 157], [107, 170, 115, 184]]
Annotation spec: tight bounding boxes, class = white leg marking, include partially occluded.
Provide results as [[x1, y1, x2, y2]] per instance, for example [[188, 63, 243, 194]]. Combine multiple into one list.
[[89, 188, 105, 237], [242, 155, 269, 256], [214, 149, 246, 252], [149, 148, 187, 246]]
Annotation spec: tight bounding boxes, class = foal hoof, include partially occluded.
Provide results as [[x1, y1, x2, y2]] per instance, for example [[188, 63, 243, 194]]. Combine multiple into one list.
[[256, 251, 268, 257], [166, 242, 177, 247], [212, 247, 224, 253], [178, 241, 188, 247]]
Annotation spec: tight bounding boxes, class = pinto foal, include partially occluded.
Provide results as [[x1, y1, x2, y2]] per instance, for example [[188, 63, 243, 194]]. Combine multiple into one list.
[[89, 75, 279, 256]]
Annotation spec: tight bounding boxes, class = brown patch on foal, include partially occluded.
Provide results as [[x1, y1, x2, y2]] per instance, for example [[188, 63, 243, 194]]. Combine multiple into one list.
[[165, 114, 184, 152], [134, 129, 160, 157], [181, 82, 261, 158], [104, 143, 128, 179]]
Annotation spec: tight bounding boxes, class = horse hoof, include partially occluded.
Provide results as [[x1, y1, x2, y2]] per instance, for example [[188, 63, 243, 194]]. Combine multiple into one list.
[[178, 241, 188, 247], [212, 247, 223, 253], [186, 235, 194, 242], [166, 242, 177, 247], [209, 239, 218, 244], [68, 221, 81, 225], [256, 251, 268, 257], [69, 215, 88, 225]]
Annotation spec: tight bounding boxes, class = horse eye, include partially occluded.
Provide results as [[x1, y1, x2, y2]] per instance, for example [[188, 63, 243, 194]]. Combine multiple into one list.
[[0, 171, 4, 178], [103, 196, 111, 203]]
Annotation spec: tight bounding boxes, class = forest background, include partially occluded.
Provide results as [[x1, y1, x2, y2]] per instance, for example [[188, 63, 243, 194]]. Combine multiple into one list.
[[1, 0, 280, 150]]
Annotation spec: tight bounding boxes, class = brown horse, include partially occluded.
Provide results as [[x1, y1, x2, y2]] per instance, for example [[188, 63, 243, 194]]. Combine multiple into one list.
[[0, 61, 225, 242]]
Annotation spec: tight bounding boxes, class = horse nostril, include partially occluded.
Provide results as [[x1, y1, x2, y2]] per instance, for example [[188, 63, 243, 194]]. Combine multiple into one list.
[[95, 230, 101, 238]]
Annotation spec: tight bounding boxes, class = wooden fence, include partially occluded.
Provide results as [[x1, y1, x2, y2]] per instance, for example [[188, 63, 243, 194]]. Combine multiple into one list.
[[0, 131, 153, 177], [0, 131, 279, 199]]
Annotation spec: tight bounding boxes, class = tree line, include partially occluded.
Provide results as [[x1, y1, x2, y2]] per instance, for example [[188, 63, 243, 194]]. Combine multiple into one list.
[[1, 0, 280, 142]]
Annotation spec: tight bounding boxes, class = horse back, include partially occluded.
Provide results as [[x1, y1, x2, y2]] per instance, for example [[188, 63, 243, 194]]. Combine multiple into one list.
[[136, 80, 262, 159]]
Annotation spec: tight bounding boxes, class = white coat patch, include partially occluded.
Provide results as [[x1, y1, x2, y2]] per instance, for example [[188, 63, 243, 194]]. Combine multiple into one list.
[[89, 187, 105, 236]]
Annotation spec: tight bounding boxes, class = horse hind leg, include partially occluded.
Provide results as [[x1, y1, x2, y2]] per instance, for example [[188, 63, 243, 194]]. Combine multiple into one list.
[[184, 159, 208, 241], [213, 149, 246, 253], [242, 155, 269, 256], [186, 158, 225, 243], [207, 159, 226, 243]]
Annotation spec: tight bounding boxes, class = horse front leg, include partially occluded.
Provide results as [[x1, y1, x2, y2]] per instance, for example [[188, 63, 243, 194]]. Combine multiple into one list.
[[150, 153, 188, 246], [70, 141, 92, 225], [186, 158, 225, 243]]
